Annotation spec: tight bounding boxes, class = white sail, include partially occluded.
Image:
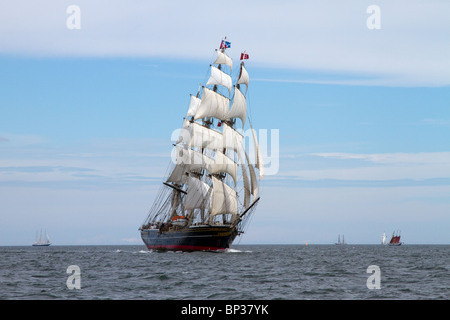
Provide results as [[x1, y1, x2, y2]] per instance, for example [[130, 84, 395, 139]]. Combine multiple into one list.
[[248, 163, 258, 199], [237, 63, 249, 88], [206, 66, 232, 94], [214, 50, 232, 70], [170, 188, 182, 215], [167, 146, 215, 183], [209, 151, 238, 185], [190, 121, 224, 151], [210, 176, 238, 217], [176, 119, 193, 146], [185, 176, 212, 211], [382, 232, 387, 245], [239, 153, 251, 209], [186, 95, 201, 118], [180, 146, 215, 172], [166, 164, 187, 184], [194, 87, 229, 121], [250, 125, 264, 178], [245, 150, 259, 199], [227, 86, 246, 126], [222, 122, 243, 155]]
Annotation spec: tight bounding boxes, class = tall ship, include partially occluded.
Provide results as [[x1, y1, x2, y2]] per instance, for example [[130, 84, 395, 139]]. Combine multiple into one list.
[[388, 230, 402, 246], [139, 39, 264, 251], [335, 234, 346, 245], [32, 229, 51, 247]]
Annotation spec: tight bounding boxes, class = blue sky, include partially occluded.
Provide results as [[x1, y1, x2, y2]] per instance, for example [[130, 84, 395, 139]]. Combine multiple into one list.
[[1, 0, 449, 245]]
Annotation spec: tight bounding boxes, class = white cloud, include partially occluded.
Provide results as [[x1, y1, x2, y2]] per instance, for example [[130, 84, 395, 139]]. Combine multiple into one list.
[[278, 152, 450, 182], [313, 152, 450, 165], [0, 134, 170, 186], [1, 1, 449, 86]]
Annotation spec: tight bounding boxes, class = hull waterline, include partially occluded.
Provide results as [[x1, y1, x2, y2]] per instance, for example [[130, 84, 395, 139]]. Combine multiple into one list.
[[140, 225, 238, 252]]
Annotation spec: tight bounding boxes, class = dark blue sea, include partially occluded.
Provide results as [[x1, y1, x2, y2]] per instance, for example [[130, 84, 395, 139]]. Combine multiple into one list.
[[1, 244, 448, 302]]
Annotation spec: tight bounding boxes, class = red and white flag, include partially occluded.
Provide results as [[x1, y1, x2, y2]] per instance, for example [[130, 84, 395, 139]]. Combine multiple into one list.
[[240, 51, 249, 60]]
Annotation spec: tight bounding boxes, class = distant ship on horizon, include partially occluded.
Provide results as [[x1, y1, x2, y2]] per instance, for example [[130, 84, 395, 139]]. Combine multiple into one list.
[[381, 232, 387, 245], [32, 229, 51, 247], [335, 234, 347, 245], [382, 230, 402, 246], [388, 230, 402, 246]]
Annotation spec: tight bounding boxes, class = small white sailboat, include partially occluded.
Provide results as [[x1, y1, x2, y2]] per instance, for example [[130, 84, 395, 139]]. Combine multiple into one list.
[[32, 229, 51, 246], [381, 232, 387, 245]]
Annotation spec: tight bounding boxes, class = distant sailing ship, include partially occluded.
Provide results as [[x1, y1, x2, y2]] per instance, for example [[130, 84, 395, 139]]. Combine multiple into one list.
[[32, 229, 51, 246], [381, 232, 387, 245], [139, 38, 264, 251], [388, 230, 402, 246], [335, 234, 346, 245]]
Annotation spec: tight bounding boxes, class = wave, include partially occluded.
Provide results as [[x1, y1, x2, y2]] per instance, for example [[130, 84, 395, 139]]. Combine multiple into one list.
[[225, 248, 252, 253]]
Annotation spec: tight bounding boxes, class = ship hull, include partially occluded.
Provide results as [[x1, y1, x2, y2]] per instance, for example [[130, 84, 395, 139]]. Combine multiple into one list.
[[140, 225, 238, 252], [32, 243, 51, 247]]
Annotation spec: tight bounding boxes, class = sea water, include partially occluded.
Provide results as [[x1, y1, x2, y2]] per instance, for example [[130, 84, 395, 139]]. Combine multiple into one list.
[[0, 244, 448, 300]]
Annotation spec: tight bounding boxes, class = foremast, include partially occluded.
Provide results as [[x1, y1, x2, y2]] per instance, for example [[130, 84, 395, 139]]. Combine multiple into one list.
[[141, 38, 263, 234]]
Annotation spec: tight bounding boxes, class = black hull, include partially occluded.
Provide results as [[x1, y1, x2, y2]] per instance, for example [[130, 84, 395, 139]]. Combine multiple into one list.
[[140, 225, 238, 252]]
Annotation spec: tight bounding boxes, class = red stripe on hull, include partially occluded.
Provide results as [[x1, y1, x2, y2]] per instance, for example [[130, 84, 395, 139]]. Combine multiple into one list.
[[146, 244, 226, 252]]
